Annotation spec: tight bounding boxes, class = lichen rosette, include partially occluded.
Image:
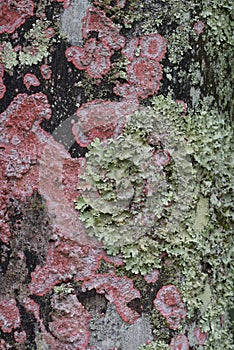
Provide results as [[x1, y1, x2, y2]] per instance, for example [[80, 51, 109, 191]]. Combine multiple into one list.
[[76, 134, 170, 250], [76, 97, 195, 266]]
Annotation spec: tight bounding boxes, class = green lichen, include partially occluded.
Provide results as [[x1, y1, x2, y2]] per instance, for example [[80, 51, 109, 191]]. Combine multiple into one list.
[[18, 20, 54, 66], [53, 283, 74, 295], [198, 0, 234, 115], [75, 96, 195, 274], [138, 340, 169, 350], [72, 1, 234, 347], [75, 94, 233, 347], [0, 42, 18, 70]]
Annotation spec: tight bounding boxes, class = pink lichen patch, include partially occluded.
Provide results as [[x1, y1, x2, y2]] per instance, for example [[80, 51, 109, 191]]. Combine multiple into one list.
[[0, 221, 11, 244], [66, 46, 89, 71], [116, 0, 126, 8], [66, 38, 112, 78], [127, 57, 162, 99], [0, 93, 52, 243], [144, 269, 160, 284], [0, 63, 6, 99], [44, 27, 56, 38], [140, 33, 167, 62], [0, 298, 21, 333], [1, 93, 51, 133], [82, 7, 125, 51], [121, 37, 139, 61], [48, 294, 91, 348], [0, 93, 51, 179], [153, 150, 171, 167], [23, 73, 40, 90], [193, 21, 205, 35], [82, 273, 141, 324], [94, 0, 126, 8], [153, 285, 187, 330], [29, 238, 104, 296], [170, 334, 189, 350], [56, 0, 72, 9], [62, 157, 86, 202], [194, 327, 209, 345], [86, 40, 111, 78], [37, 140, 98, 243], [14, 330, 27, 344], [22, 297, 41, 322], [113, 81, 138, 101], [40, 64, 52, 80], [100, 253, 124, 267], [73, 99, 138, 147], [0, 0, 34, 34]]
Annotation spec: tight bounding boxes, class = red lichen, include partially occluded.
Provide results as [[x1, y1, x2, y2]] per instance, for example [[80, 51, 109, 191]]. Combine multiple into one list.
[[82, 7, 125, 51], [0, 298, 21, 333], [153, 285, 187, 330], [22, 297, 41, 322], [144, 269, 160, 284], [47, 294, 91, 349], [29, 237, 104, 296], [82, 272, 141, 324], [37, 140, 95, 242], [14, 330, 27, 344], [121, 37, 139, 61], [72, 99, 138, 147], [23, 295, 91, 349], [127, 57, 162, 99], [170, 334, 189, 350], [194, 327, 209, 345], [116, 0, 126, 8], [140, 33, 167, 62], [113, 81, 138, 101], [0, 93, 52, 243], [0, 63, 6, 99], [44, 27, 56, 38], [121, 33, 166, 100], [65, 38, 111, 78], [153, 150, 171, 167], [23, 73, 40, 90], [193, 21, 205, 35], [40, 64, 52, 80], [56, 0, 72, 9], [62, 157, 86, 202], [0, 93, 51, 179], [0, 0, 34, 34], [66, 7, 126, 78]]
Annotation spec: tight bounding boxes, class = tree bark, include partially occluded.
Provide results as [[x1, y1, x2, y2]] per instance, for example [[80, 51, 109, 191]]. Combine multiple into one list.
[[0, 0, 233, 349]]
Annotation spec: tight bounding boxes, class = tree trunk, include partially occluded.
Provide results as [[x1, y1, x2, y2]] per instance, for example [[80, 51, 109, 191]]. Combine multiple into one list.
[[0, 0, 233, 349]]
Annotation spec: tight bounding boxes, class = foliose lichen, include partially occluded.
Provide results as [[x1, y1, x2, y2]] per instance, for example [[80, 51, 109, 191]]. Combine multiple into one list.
[[76, 95, 195, 274]]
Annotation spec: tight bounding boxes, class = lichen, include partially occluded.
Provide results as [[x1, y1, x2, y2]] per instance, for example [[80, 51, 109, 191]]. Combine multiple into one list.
[[18, 20, 55, 66], [76, 95, 195, 274], [138, 340, 170, 350], [0, 42, 18, 70]]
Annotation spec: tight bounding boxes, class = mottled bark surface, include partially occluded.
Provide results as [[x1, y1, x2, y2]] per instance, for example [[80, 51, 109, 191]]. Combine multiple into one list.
[[0, 1, 233, 349]]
